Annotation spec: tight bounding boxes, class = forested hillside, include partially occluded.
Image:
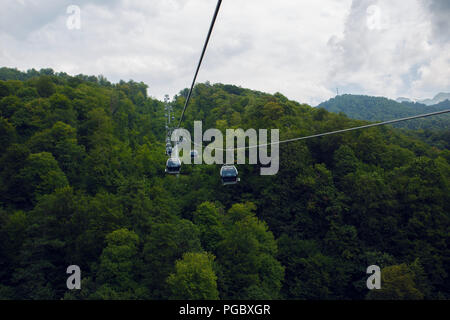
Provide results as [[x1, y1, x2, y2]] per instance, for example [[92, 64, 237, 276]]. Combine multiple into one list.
[[0, 68, 449, 300], [318, 94, 450, 130]]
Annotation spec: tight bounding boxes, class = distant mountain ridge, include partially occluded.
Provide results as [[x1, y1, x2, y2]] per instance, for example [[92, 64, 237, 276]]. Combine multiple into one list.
[[417, 92, 450, 106], [318, 94, 450, 130], [395, 92, 450, 105]]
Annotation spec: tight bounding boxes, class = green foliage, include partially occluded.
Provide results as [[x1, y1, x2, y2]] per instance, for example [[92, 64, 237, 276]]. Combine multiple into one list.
[[36, 76, 56, 98], [0, 68, 448, 300], [18, 152, 69, 205], [167, 252, 219, 300], [0, 95, 22, 118], [333, 144, 359, 178], [0, 117, 16, 154], [318, 94, 450, 130], [93, 229, 144, 299], [0, 81, 10, 98], [216, 203, 285, 299], [366, 263, 424, 300], [192, 202, 225, 252], [143, 219, 202, 298], [16, 86, 38, 101]]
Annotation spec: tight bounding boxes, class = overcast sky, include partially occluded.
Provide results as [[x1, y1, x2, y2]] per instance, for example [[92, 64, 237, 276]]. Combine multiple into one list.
[[0, 0, 448, 105]]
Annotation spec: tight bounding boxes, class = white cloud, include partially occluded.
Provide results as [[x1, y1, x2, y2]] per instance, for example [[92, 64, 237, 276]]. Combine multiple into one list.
[[0, 0, 448, 105], [328, 0, 449, 101]]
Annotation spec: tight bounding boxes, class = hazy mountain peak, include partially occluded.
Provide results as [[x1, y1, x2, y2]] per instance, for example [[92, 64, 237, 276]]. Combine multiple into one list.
[[417, 92, 450, 106]]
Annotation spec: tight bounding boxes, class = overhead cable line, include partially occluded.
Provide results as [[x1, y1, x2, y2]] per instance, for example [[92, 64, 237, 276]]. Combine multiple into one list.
[[234, 109, 450, 150], [177, 0, 222, 129], [184, 109, 450, 151], [170, 1, 449, 153]]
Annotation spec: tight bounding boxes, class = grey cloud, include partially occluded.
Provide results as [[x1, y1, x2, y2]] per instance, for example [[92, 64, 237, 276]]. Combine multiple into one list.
[[0, 1, 353, 104], [427, 0, 450, 43], [327, 0, 380, 85], [327, 0, 448, 99], [0, 0, 121, 39], [331, 1, 375, 67], [0, 0, 447, 104]]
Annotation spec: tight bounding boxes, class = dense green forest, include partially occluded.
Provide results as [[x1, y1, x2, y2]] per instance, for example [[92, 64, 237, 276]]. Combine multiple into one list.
[[318, 94, 450, 130], [0, 68, 449, 300]]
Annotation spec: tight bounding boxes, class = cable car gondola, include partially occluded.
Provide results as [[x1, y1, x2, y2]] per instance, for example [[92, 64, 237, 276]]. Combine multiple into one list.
[[165, 157, 181, 174], [220, 165, 239, 185]]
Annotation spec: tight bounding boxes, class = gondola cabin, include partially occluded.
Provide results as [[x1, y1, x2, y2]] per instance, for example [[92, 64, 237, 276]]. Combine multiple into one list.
[[220, 165, 239, 185], [165, 157, 181, 174]]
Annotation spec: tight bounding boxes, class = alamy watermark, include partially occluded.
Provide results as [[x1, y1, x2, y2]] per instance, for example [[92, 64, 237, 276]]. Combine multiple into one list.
[[366, 265, 381, 290], [171, 121, 279, 175], [65, 264, 380, 291], [66, 265, 81, 290], [66, 5, 81, 30]]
